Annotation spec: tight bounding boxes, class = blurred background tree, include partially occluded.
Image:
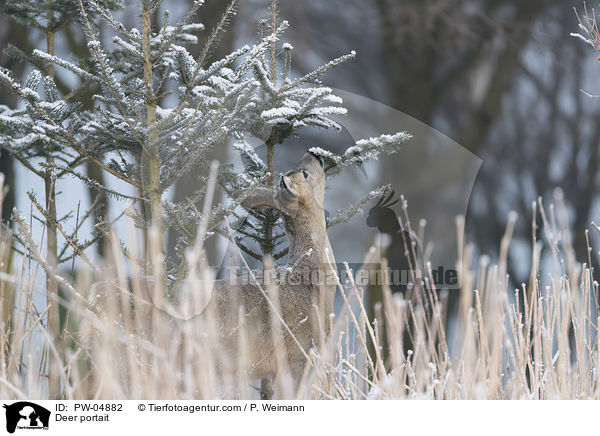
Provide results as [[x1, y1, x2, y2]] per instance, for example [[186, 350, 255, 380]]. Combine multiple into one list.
[[3, 0, 600, 353], [238, 0, 600, 284], [5, 0, 595, 267], [231, 0, 600, 349]]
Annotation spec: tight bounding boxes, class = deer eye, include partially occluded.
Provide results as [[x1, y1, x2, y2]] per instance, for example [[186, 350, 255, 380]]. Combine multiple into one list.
[[302, 170, 309, 179]]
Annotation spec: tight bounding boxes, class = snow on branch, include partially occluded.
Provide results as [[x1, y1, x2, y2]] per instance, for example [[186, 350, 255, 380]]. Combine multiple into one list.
[[572, 4, 600, 51], [310, 131, 412, 177], [32, 50, 99, 83]]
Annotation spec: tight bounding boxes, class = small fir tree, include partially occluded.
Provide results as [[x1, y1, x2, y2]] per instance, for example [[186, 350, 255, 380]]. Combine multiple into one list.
[[0, 0, 410, 398]]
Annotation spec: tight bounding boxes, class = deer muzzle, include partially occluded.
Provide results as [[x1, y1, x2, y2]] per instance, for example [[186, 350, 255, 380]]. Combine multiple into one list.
[[280, 175, 300, 198]]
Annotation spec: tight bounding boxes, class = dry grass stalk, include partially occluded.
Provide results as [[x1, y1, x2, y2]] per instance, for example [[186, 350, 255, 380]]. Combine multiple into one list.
[[2, 185, 600, 399]]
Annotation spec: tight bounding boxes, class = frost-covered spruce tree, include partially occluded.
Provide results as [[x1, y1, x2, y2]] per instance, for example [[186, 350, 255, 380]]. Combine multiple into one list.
[[1, 0, 410, 294], [1, 1, 306, 278], [2, 0, 274, 278], [220, 2, 411, 266], [0, 0, 121, 398], [67, 0, 261, 278]]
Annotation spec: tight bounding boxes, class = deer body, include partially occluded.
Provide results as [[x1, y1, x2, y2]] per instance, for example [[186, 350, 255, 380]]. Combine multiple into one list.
[[208, 152, 336, 396]]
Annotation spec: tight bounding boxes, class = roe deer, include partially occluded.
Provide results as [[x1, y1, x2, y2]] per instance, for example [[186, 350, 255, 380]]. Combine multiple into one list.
[[84, 152, 335, 400], [208, 151, 336, 399]]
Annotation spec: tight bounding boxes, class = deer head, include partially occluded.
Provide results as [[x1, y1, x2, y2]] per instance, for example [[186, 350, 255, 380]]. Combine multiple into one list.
[[240, 151, 330, 265], [241, 152, 325, 219]]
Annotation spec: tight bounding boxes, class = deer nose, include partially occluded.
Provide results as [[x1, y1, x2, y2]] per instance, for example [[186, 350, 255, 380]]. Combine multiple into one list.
[[280, 175, 300, 198]]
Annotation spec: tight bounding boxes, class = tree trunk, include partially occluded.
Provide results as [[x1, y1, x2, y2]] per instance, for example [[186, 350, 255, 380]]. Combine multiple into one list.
[[0, 18, 21, 221], [166, 0, 237, 267], [45, 23, 60, 399], [142, 1, 164, 275]]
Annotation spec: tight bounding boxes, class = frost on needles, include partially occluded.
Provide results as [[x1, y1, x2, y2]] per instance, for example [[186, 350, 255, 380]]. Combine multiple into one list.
[[0, 0, 411, 288]]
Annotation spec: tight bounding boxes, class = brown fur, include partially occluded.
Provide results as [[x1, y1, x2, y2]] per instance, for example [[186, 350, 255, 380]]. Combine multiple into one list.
[[209, 152, 336, 396], [84, 153, 335, 399]]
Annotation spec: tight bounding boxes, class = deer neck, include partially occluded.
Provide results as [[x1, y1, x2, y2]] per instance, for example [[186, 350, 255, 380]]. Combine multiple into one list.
[[282, 212, 333, 267]]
